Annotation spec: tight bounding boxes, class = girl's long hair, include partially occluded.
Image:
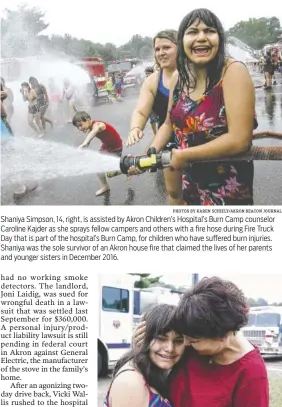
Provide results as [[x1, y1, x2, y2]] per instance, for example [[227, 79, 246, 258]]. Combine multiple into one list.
[[113, 304, 179, 397], [177, 8, 226, 93]]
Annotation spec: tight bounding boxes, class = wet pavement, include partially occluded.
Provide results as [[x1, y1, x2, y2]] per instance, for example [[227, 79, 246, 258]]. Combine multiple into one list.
[[1, 72, 282, 206]]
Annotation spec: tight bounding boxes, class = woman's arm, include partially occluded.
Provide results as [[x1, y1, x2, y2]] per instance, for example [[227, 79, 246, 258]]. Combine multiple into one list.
[[149, 71, 179, 153], [170, 62, 255, 169], [126, 73, 158, 146], [110, 371, 149, 407]]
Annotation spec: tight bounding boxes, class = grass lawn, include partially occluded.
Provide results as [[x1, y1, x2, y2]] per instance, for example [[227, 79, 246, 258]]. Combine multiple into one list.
[[270, 377, 282, 407]]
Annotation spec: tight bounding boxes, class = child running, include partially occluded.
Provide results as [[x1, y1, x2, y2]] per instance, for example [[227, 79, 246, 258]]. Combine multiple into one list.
[[72, 111, 123, 196]]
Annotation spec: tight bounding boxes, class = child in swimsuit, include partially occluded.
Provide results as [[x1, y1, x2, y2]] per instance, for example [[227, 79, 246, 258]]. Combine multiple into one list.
[[62, 78, 77, 122], [21, 82, 43, 137]]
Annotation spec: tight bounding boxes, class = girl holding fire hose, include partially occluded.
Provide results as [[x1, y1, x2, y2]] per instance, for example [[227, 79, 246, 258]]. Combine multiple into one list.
[[130, 9, 258, 206]]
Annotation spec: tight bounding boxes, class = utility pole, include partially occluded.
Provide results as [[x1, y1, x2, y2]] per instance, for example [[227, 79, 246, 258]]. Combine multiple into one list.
[[192, 274, 199, 287]]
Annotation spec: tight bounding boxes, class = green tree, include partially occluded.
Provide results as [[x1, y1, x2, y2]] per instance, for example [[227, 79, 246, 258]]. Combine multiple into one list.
[[227, 17, 281, 49], [246, 297, 269, 306], [129, 274, 163, 288], [256, 298, 268, 306], [139, 44, 153, 60], [246, 297, 257, 307]]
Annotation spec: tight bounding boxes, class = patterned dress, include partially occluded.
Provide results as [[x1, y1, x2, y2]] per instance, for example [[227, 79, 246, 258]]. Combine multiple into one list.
[[104, 369, 172, 407], [170, 61, 258, 205]]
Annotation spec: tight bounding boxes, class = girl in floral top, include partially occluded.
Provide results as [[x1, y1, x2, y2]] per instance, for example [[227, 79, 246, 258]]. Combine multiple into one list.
[[104, 304, 185, 407], [149, 8, 257, 205]]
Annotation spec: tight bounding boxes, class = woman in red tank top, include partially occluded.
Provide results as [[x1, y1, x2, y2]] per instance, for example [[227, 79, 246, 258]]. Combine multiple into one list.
[[149, 8, 257, 205]]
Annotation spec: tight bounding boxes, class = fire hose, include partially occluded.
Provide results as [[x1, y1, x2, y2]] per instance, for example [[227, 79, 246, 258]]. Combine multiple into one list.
[[116, 132, 282, 175]]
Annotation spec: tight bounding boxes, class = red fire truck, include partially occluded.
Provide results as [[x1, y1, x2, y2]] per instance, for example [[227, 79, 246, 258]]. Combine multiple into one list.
[[76, 57, 106, 88]]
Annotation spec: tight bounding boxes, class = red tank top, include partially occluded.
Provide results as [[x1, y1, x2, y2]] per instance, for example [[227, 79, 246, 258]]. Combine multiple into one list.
[[169, 347, 269, 407], [92, 120, 122, 151]]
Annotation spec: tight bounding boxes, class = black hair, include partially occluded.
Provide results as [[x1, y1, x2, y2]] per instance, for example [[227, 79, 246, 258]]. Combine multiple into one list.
[[177, 8, 226, 93], [1, 77, 5, 87], [175, 277, 248, 339], [113, 304, 180, 397], [72, 111, 91, 127], [21, 82, 30, 89], [29, 77, 39, 87], [145, 66, 154, 74]]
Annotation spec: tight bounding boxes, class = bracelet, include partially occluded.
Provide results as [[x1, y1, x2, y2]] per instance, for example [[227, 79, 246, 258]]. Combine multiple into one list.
[[130, 126, 142, 132]]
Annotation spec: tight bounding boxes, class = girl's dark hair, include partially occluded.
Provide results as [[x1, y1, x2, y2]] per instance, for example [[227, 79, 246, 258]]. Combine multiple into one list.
[[72, 111, 91, 127], [29, 76, 39, 86], [113, 304, 179, 397], [177, 8, 226, 93], [21, 82, 30, 89], [145, 66, 154, 74], [175, 277, 248, 339]]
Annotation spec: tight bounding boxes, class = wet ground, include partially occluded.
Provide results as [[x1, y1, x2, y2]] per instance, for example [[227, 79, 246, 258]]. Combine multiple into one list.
[[98, 358, 282, 407], [1, 72, 282, 206]]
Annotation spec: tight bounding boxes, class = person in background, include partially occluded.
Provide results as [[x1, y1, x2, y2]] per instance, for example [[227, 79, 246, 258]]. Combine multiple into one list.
[[271, 49, 278, 86], [1, 99, 13, 137], [62, 78, 77, 122], [134, 277, 269, 407], [1, 77, 14, 122], [104, 304, 185, 407], [144, 66, 159, 136], [29, 76, 53, 134], [1, 99, 38, 198], [72, 111, 123, 196], [48, 77, 61, 122], [20, 82, 43, 137], [126, 29, 182, 205], [114, 75, 123, 100], [105, 77, 115, 101], [263, 51, 274, 90], [148, 8, 257, 205]]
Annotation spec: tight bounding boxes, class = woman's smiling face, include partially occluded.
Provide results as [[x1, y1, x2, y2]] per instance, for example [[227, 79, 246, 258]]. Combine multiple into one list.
[[154, 38, 177, 69], [149, 331, 185, 370], [183, 19, 219, 66]]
